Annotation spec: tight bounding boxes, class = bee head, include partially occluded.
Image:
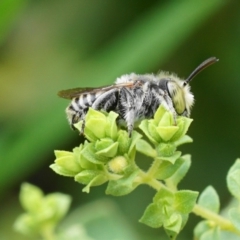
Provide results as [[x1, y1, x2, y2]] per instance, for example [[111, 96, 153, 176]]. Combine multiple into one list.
[[167, 79, 193, 116], [165, 57, 218, 116]]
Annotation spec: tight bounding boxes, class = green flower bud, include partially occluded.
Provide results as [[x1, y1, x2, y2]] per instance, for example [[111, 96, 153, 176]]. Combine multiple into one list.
[[108, 156, 128, 174], [85, 108, 107, 136], [74, 108, 120, 142], [157, 143, 176, 157], [55, 152, 82, 173], [51, 150, 82, 176], [139, 106, 192, 144]]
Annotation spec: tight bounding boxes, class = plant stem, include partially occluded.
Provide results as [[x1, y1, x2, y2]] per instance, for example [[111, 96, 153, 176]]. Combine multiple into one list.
[[41, 226, 56, 240], [147, 157, 162, 178], [142, 170, 240, 236], [137, 170, 164, 191], [193, 204, 240, 235]]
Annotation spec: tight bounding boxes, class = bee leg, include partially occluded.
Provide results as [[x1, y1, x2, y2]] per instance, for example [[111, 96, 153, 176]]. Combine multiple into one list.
[[79, 119, 85, 135], [153, 89, 177, 125], [119, 88, 135, 137], [79, 109, 88, 135], [69, 109, 87, 134], [92, 89, 119, 111]]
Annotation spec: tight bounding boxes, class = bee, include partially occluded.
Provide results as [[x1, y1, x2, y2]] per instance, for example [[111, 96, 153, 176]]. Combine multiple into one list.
[[58, 57, 218, 136]]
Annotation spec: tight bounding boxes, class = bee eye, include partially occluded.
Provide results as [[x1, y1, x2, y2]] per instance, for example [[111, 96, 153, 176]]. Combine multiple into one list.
[[167, 81, 186, 115]]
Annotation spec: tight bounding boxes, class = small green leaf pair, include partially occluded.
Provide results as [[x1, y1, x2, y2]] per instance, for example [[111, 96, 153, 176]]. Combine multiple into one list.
[[194, 160, 240, 239], [140, 187, 198, 239], [14, 183, 71, 238]]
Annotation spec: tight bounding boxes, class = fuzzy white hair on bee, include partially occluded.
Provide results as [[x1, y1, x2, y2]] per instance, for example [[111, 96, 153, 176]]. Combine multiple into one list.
[[115, 57, 218, 118], [59, 57, 218, 136]]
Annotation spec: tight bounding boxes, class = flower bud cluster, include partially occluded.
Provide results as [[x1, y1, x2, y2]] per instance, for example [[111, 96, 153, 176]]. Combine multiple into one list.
[[51, 108, 141, 192]]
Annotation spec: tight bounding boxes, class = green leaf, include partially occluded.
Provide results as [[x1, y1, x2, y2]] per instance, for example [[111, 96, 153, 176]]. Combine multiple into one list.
[[75, 170, 107, 186], [128, 130, 142, 156], [74, 121, 98, 142], [95, 138, 114, 151], [19, 183, 43, 213], [228, 208, 240, 231], [105, 111, 119, 139], [194, 220, 211, 240], [171, 117, 193, 142], [81, 143, 108, 164], [127, 146, 136, 163], [174, 190, 198, 214], [85, 108, 106, 122], [156, 126, 179, 142], [153, 187, 174, 203], [227, 159, 240, 200], [174, 135, 193, 147], [164, 213, 182, 239], [86, 118, 107, 139], [15, 183, 72, 237], [148, 121, 162, 143], [136, 139, 156, 158], [57, 225, 93, 240], [156, 143, 177, 158], [96, 142, 119, 158], [14, 213, 38, 236], [106, 170, 139, 196], [156, 149, 181, 164], [55, 155, 82, 174], [194, 221, 221, 240], [54, 150, 73, 158], [44, 193, 71, 221], [166, 155, 191, 186], [49, 164, 77, 177], [158, 111, 173, 127], [155, 157, 185, 180], [153, 105, 167, 125], [117, 130, 131, 155], [138, 120, 158, 145], [198, 186, 220, 213], [82, 173, 109, 193], [76, 108, 109, 140], [139, 203, 164, 228], [200, 227, 220, 240]]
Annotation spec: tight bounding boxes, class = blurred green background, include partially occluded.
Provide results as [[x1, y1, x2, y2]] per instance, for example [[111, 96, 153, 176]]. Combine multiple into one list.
[[1, 0, 240, 239]]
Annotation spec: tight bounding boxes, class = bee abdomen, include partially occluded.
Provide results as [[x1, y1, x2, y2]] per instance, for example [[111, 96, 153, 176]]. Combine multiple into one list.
[[73, 92, 100, 110]]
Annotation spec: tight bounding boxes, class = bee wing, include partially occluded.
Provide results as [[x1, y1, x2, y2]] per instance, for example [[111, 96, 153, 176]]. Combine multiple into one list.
[[58, 87, 100, 99], [58, 82, 135, 99]]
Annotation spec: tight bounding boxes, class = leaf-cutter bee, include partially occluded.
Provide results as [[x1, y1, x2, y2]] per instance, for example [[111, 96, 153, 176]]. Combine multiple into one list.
[[58, 57, 218, 136]]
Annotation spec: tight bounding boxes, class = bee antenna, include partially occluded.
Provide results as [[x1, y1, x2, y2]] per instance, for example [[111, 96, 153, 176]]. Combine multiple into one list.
[[183, 57, 219, 87]]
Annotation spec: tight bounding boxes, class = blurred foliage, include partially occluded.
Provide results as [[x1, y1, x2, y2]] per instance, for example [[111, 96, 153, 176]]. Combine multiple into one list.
[[1, 0, 240, 239]]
